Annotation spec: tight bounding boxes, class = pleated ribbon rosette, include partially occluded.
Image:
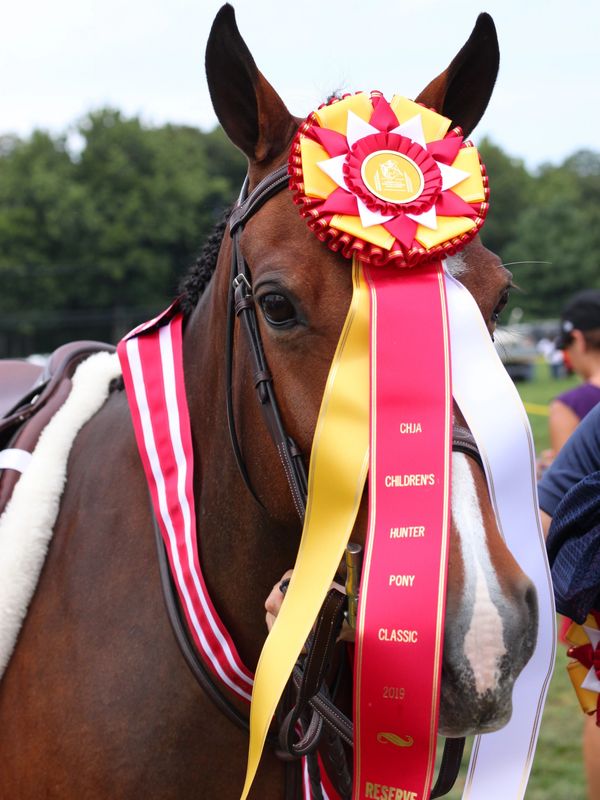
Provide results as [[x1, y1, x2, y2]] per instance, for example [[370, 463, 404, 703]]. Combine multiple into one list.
[[241, 92, 555, 800], [289, 91, 488, 267], [566, 612, 600, 725]]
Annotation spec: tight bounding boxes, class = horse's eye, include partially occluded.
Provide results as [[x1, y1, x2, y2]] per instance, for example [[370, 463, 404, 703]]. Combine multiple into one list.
[[492, 289, 510, 323], [259, 293, 297, 328]]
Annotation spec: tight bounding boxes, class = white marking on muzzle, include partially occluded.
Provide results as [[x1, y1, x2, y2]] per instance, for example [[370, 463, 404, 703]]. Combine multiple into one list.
[[452, 452, 506, 695]]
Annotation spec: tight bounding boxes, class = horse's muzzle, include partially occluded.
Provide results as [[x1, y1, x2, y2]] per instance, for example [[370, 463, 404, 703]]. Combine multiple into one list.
[[438, 579, 539, 737]]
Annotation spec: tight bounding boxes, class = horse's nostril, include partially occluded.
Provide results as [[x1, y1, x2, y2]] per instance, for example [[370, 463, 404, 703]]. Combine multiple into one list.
[[511, 582, 539, 669], [523, 583, 539, 626]]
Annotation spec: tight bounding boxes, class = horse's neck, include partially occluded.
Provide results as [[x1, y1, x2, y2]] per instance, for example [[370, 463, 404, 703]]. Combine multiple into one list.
[[181, 256, 300, 669]]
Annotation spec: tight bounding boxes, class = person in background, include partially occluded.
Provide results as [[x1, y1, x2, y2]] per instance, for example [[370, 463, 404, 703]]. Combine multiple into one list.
[[539, 297, 600, 796], [549, 289, 600, 452], [537, 336, 565, 380]]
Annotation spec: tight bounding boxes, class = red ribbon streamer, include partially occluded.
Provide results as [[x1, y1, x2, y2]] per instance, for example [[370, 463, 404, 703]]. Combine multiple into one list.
[[353, 261, 451, 799]]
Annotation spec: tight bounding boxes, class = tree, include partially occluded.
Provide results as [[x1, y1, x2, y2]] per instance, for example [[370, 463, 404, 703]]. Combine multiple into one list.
[[477, 137, 534, 259], [1, 114, 599, 354], [0, 131, 85, 312], [71, 109, 239, 308], [0, 111, 247, 353], [502, 153, 600, 318]]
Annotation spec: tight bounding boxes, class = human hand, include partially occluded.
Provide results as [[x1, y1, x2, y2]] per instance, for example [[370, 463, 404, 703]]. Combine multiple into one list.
[[264, 570, 355, 642], [536, 448, 555, 479]]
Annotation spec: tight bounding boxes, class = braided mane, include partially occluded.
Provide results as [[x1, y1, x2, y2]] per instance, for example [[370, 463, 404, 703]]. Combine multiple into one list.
[[178, 209, 231, 317]]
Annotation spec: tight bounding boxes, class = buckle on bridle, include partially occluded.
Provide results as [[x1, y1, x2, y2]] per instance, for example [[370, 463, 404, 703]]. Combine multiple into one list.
[[232, 273, 252, 292]]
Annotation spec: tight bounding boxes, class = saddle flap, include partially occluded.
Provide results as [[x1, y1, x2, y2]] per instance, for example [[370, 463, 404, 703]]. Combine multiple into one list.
[[0, 342, 116, 514], [0, 360, 46, 419]]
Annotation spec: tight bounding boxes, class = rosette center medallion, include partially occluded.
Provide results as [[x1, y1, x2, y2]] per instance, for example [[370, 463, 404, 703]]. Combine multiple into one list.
[[361, 150, 424, 205], [289, 92, 490, 267]]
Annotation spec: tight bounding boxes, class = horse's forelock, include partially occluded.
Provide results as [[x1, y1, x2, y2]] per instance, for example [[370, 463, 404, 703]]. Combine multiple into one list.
[[177, 214, 468, 314], [444, 252, 467, 277]]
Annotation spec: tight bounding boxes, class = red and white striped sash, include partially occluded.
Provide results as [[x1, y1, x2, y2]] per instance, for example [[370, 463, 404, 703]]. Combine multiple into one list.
[[118, 304, 338, 800], [118, 306, 253, 701]]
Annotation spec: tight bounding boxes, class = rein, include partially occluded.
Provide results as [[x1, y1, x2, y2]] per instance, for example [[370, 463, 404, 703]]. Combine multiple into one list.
[[152, 164, 487, 798]]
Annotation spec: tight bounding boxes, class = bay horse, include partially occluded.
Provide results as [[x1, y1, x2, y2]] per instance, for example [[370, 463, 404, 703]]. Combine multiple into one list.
[[0, 6, 538, 798]]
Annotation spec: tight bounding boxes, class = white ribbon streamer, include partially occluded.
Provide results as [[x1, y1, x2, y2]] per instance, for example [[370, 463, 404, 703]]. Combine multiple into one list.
[[444, 272, 556, 799]]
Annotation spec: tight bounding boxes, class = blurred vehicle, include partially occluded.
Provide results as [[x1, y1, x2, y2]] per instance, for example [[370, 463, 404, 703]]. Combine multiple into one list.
[[494, 326, 538, 382]]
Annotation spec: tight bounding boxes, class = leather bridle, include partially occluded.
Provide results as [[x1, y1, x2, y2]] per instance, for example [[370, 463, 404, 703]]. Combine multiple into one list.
[[155, 162, 485, 799], [226, 165, 308, 515], [225, 164, 483, 504]]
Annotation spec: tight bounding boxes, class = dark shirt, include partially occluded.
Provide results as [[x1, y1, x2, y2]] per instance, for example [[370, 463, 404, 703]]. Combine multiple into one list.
[[541, 403, 600, 621], [546, 470, 600, 621], [555, 382, 600, 421], [538, 402, 600, 516]]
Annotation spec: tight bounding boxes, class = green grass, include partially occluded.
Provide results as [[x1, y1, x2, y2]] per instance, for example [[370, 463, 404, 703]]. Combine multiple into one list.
[[436, 362, 589, 798], [439, 658, 586, 799], [518, 362, 586, 799]]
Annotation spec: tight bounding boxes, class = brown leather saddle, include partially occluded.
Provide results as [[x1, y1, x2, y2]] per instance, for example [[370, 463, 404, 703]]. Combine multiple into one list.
[[0, 341, 115, 515]]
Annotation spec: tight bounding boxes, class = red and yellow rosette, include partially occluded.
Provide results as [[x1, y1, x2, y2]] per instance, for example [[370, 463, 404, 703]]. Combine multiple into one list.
[[289, 90, 489, 267], [242, 93, 490, 800], [566, 612, 600, 725]]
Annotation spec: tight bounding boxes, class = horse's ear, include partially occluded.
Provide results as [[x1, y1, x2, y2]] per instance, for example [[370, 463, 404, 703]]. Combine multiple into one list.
[[415, 13, 499, 137], [205, 4, 295, 164]]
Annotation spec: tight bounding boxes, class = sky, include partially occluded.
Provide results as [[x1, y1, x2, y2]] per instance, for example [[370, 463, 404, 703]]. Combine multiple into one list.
[[1, 0, 598, 169]]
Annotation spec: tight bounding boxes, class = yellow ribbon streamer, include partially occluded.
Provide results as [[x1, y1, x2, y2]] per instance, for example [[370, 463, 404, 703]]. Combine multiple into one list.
[[241, 258, 370, 798]]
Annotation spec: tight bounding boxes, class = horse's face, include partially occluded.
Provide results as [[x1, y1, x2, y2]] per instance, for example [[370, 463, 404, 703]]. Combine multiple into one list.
[[441, 241, 538, 736], [206, 6, 538, 737]]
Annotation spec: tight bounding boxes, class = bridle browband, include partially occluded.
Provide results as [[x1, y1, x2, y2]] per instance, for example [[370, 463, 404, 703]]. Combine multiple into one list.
[[155, 162, 485, 799]]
